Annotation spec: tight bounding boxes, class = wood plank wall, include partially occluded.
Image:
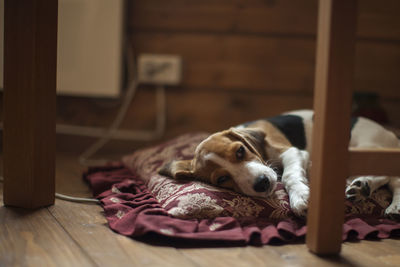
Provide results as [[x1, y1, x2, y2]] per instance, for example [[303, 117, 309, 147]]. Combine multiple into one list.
[[4, 0, 397, 153], [124, 0, 400, 140]]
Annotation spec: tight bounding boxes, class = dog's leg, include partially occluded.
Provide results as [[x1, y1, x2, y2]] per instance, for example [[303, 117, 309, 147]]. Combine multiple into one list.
[[385, 177, 400, 219], [345, 176, 390, 202], [280, 147, 310, 217], [346, 176, 400, 218]]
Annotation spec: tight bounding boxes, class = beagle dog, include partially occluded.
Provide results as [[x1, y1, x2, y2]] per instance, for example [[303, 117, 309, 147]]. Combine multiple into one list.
[[159, 110, 400, 218]]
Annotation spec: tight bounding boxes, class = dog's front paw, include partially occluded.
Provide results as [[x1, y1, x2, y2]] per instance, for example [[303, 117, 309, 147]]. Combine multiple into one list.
[[385, 203, 400, 220], [345, 177, 371, 202], [289, 184, 309, 217]]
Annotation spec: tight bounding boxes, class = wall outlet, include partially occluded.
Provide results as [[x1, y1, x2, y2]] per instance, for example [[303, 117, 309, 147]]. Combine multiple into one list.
[[137, 54, 182, 86]]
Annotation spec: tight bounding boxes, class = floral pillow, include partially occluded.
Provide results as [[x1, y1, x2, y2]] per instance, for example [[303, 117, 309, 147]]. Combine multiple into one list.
[[122, 133, 394, 220]]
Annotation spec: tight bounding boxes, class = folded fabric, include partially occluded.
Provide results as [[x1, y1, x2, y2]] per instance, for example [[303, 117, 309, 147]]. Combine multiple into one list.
[[84, 132, 400, 246]]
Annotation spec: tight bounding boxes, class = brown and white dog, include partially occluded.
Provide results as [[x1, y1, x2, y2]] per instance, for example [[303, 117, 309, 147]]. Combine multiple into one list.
[[159, 110, 400, 217]]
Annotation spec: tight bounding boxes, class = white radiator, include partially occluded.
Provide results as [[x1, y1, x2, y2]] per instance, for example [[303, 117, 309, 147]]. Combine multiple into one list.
[[0, 0, 124, 98]]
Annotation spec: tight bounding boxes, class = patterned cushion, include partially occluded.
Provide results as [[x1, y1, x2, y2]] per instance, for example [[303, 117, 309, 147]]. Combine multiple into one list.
[[122, 132, 394, 220]]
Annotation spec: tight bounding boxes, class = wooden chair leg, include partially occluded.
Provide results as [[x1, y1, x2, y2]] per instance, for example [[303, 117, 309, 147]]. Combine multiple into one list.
[[306, 0, 358, 255], [3, 0, 58, 208]]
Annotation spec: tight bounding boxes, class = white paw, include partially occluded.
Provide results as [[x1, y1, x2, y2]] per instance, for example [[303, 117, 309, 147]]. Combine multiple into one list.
[[289, 183, 309, 217], [345, 177, 371, 202], [385, 203, 400, 220]]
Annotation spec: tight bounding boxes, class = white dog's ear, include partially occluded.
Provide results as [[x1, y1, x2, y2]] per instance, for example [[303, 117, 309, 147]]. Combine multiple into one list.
[[228, 128, 266, 159], [158, 159, 195, 180]]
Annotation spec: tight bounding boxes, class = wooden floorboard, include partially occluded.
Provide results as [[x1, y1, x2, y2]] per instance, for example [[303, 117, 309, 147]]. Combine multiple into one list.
[[1, 152, 400, 266], [52, 153, 198, 267], [48, 200, 198, 267], [0, 199, 94, 266]]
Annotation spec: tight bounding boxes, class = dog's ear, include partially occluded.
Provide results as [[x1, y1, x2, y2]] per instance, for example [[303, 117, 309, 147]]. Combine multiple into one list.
[[228, 128, 266, 159], [158, 159, 195, 180]]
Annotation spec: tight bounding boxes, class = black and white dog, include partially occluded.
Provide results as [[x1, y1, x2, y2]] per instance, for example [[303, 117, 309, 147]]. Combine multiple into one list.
[[160, 110, 400, 217]]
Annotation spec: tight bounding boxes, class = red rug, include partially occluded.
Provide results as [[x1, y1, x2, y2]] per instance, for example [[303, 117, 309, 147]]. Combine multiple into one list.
[[84, 133, 400, 246]]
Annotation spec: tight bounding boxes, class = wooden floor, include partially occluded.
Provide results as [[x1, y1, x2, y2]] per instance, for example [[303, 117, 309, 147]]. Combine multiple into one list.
[[1, 152, 400, 267]]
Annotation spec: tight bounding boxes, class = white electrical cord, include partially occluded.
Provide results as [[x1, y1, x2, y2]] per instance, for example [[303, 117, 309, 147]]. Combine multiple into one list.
[[0, 176, 99, 204], [55, 192, 100, 204], [77, 84, 166, 166], [64, 40, 167, 166]]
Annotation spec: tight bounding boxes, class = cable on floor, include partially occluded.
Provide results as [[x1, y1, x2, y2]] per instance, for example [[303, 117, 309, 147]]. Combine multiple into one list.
[[0, 176, 100, 204]]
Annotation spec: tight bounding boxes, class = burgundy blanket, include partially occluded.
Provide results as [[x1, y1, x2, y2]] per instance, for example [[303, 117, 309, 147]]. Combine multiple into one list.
[[84, 133, 400, 246]]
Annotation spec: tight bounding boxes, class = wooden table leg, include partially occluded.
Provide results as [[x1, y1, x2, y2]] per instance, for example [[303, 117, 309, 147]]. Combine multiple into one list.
[[3, 0, 58, 208], [306, 0, 357, 255]]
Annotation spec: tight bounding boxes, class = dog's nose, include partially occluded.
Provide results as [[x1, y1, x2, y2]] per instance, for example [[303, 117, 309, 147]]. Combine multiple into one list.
[[253, 175, 270, 192]]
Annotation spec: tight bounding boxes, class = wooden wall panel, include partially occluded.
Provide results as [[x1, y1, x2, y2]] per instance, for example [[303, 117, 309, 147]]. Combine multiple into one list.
[[131, 33, 315, 93], [55, 89, 314, 154], [129, 0, 400, 40], [51, 0, 400, 153], [358, 0, 400, 40], [57, 89, 313, 137], [132, 33, 400, 98], [356, 42, 400, 95], [55, 89, 400, 140], [129, 0, 317, 36], [54, 89, 400, 155], [158, 90, 313, 135], [122, 89, 399, 137]]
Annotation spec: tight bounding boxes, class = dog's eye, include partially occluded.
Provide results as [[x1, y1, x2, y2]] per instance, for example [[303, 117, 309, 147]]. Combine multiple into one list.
[[236, 146, 245, 160], [217, 175, 231, 185]]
